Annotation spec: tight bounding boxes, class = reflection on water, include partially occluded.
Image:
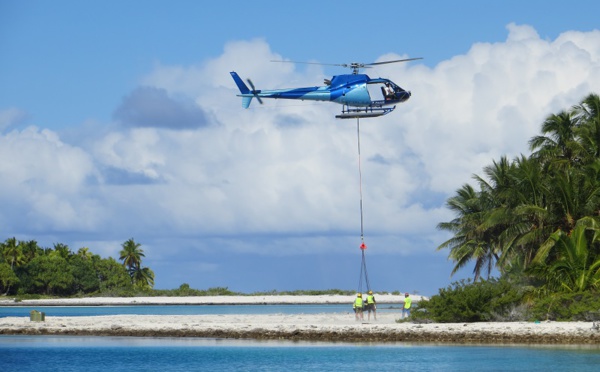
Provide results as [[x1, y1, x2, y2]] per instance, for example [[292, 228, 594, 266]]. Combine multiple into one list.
[[4, 335, 600, 350]]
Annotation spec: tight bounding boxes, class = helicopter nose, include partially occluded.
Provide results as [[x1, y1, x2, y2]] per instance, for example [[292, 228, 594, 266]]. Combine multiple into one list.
[[397, 90, 411, 102]]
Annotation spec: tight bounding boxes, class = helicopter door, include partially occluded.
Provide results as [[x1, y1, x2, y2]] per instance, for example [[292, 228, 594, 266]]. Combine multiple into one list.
[[366, 82, 390, 103]]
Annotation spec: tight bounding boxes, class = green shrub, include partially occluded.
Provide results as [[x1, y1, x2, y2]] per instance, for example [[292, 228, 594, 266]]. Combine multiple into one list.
[[204, 287, 236, 296], [529, 292, 600, 321], [413, 278, 526, 323], [171, 283, 203, 296]]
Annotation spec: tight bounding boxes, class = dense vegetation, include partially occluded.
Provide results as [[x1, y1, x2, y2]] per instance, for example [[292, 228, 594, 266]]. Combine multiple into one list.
[[417, 93, 600, 322], [0, 238, 154, 297], [0, 236, 366, 298]]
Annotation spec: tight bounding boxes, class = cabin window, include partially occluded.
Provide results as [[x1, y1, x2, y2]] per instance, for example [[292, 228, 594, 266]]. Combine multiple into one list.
[[367, 82, 395, 101]]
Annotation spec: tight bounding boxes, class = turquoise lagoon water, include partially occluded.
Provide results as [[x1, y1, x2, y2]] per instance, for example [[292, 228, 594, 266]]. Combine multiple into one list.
[[2, 305, 600, 371], [2, 336, 600, 371], [0, 303, 403, 317]]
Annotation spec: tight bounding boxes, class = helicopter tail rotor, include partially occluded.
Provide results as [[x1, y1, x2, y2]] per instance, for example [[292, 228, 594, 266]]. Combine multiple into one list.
[[230, 71, 264, 108], [246, 79, 264, 105]]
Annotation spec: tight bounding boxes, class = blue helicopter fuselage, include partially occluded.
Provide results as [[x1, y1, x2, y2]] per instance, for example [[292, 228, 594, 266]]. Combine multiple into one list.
[[230, 72, 411, 110], [263, 74, 371, 105]]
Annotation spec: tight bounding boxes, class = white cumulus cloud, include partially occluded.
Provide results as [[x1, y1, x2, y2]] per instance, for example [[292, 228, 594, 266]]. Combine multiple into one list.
[[2, 24, 600, 292]]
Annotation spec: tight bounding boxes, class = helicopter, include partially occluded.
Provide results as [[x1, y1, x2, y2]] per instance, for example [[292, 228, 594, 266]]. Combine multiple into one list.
[[230, 58, 422, 119]]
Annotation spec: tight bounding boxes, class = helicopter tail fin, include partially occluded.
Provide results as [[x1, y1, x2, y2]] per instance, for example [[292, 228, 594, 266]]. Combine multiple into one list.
[[230, 71, 253, 108], [230, 72, 250, 94]]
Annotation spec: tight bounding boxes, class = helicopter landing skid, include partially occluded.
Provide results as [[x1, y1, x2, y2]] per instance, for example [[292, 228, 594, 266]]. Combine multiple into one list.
[[335, 105, 396, 119]]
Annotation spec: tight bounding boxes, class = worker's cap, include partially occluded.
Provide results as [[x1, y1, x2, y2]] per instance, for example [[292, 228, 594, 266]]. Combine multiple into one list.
[[357, 293, 362, 297], [368, 291, 373, 294]]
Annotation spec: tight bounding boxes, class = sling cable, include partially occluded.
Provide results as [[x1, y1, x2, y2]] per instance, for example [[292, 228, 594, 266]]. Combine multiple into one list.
[[355, 117, 371, 295]]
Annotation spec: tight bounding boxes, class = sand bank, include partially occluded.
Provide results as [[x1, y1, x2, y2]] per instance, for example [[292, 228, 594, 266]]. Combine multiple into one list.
[[2, 296, 599, 344], [2, 312, 600, 344]]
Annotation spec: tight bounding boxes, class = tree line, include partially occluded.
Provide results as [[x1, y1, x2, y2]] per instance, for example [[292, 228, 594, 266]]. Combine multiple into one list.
[[0, 237, 154, 296]]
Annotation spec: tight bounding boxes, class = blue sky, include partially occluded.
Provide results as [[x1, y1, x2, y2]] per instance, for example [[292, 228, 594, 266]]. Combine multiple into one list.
[[1, 0, 600, 295]]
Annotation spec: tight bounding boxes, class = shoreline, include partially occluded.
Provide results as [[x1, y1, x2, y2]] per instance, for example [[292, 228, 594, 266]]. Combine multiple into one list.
[[2, 296, 599, 344], [2, 314, 599, 344]]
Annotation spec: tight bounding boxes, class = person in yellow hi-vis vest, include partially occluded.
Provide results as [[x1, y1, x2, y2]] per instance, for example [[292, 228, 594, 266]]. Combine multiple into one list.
[[353, 293, 364, 321], [402, 293, 412, 319], [366, 290, 377, 321]]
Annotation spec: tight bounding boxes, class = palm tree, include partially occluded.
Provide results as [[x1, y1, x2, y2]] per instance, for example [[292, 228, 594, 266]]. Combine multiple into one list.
[[437, 183, 502, 280], [437, 156, 543, 279], [119, 238, 145, 274], [20, 240, 41, 264], [479, 156, 548, 272], [529, 110, 583, 170], [77, 247, 93, 260], [529, 218, 600, 292], [52, 243, 71, 259], [132, 266, 155, 289], [573, 93, 600, 160], [2, 238, 24, 269]]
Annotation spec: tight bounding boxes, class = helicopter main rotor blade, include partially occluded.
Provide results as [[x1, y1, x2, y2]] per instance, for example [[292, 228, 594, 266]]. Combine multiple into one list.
[[271, 60, 371, 69], [366, 57, 423, 66], [271, 57, 422, 74], [271, 60, 343, 68], [272, 58, 422, 67]]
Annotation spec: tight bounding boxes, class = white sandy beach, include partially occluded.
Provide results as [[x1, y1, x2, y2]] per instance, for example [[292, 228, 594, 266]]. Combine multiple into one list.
[[1, 295, 599, 344]]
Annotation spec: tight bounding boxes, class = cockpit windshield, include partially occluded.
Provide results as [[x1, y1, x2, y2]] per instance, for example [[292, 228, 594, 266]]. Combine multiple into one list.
[[366, 79, 409, 103]]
